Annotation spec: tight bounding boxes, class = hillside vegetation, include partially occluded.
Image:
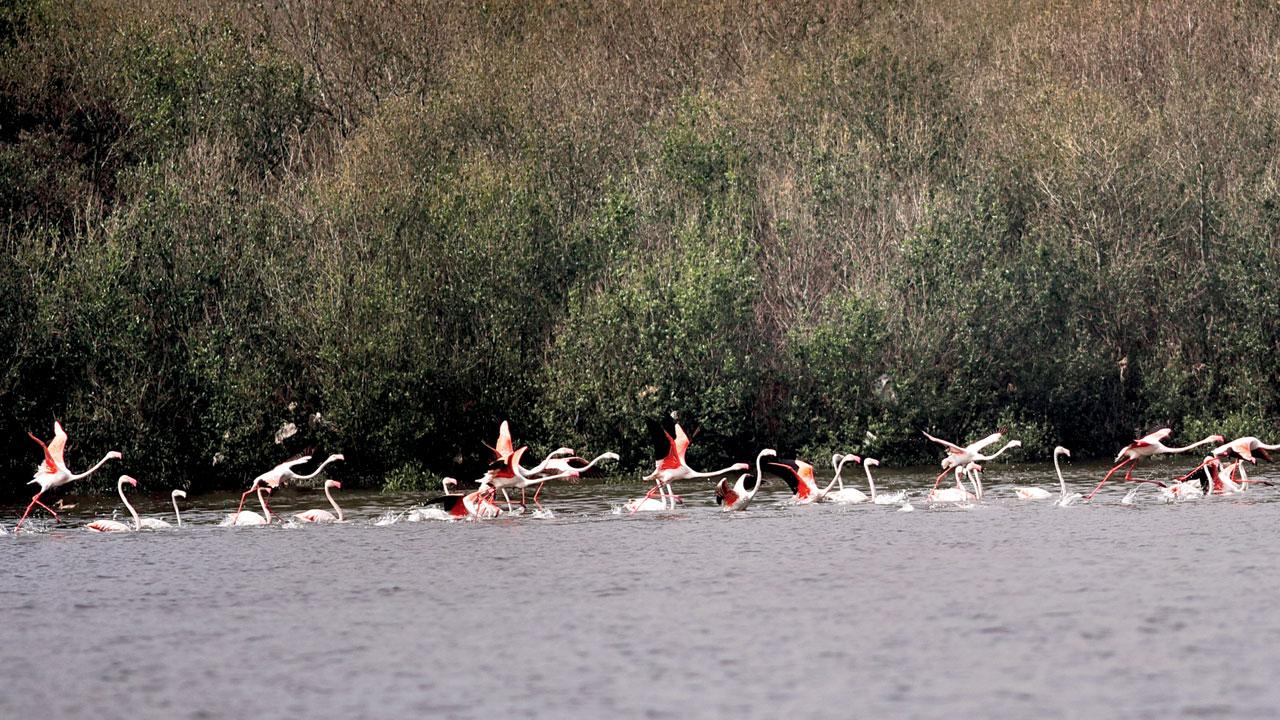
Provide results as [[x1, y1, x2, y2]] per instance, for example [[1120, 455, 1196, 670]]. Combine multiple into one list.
[[3, 0, 1279, 492]]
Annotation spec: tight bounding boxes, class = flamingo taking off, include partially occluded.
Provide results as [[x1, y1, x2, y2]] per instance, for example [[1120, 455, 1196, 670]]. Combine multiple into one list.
[[423, 482, 502, 519], [927, 463, 981, 504], [715, 449, 775, 511], [628, 417, 748, 512], [85, 475, 142, 533], [17, 421, 123, 531], [294, 480, 344, 523], [923, 431, 1021, 489], [229, 453, 344, 518], [1212, 436, 1280, 464], [523, 451, 620, 509], [1086, 429, 1223, 500]]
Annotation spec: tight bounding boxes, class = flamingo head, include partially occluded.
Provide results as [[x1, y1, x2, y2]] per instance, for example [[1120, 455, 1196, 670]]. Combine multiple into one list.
[[326, 480, 342, 489], [1007, 440, 1023, 449], [1054, 446, 1070, 458], [843, 453, 862, 465], [107, 451, 123, 461], [759, 448, 777, 460], [731, 462, 750, 472], [741, 473, 759, 492], [864, 457, 880, 468], [331, 454, 346, 462], [1212, 435, 1226, 443], [172, 489, 187, 499], [119, 475, 137, 487], [549, 447, 576, 458]]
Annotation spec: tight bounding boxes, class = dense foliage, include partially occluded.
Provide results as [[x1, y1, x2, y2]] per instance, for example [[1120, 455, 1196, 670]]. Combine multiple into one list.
[[3, 0, 1279, 494]]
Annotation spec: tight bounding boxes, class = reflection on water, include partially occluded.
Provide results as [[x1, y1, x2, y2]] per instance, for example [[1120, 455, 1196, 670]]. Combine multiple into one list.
[[1, 459, 1277, 719]]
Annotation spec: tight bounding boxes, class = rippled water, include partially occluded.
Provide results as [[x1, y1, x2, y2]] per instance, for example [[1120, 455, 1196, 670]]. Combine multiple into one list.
[[3, 459, 1278, 719]]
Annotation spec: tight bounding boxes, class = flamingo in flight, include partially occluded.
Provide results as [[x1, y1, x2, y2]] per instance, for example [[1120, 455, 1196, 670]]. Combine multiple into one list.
[[822, 453, 870, 504], [764, 455, 859, 505], [294, 480, 344, 523], [85, 476, 142, 533], [715, 449, 776, 511], [1086, 429, 1223, 500], [522, 451, 619, 509], [17, 421, 122, 531], [923, 431, 1021, 489], [423, 482, 502, 519], [139, 488, 188, 529], [1213, 436, 1280, 464], [629, 417, 749, 512], [230, 453, 345, 518]]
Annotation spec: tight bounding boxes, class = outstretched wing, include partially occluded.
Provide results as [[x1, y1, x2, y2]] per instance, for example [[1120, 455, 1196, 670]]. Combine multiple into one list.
[[48, 421, 68, 465], [28, 431, 57, 474], [965, 432, 1004, 454], [764, 459, 802, 494], [922, 431, 965, 455], [649, 417, 681, 470]]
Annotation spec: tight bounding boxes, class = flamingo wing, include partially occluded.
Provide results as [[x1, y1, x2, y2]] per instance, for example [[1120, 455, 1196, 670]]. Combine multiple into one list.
[[965, 432, 1004, 454], [48, 421, 68, 465], [763, 460, 803, 495], [493, 421, 514, 460], [28, 431, 57, 474], [1135, 428, 1172, 445], [922, 431, 965, 454], [673, 423, 691, 462], [648, 418, 682, 470]]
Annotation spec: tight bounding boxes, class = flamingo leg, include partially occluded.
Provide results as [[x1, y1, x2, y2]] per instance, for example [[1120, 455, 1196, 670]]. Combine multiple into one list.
[[1122, 461, 1138, 483], [33, 498, 60, 519], [629, 483, 665, 514], [532, 482, 546, 509], [500, 488, 513, 512], [14, 493, 49, 530], [932, 468, 950, 490], [1086, 458, 1134, 501]]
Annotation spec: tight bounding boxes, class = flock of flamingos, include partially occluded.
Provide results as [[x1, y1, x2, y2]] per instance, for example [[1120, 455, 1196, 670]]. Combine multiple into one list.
[[4, 417, 1277, 534]]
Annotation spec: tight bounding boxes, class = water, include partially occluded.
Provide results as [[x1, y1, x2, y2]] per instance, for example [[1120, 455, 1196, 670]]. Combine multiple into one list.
[[2, 459, 1277, 719]]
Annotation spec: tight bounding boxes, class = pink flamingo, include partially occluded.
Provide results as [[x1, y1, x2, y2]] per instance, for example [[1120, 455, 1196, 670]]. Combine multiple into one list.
[[923, 431, 1021, 489], [522, 451, 619, 509], [764, 455, 860, 505], [423, 482, 502, 519], [230, 453, 344, 518], [294, 480, 344, 523], [85, 476, 141, 533], [17, 421, 122, 530], [1213, 436, 1280, 464], [1086, 429, 1223, 500], [628, 417, 749, 512], [221, 484, 274, 526]]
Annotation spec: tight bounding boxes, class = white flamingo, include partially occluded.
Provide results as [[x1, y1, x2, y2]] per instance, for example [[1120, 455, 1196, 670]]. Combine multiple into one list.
[[221, 484, 273, 526], [17, 421, 123, 530], [523, 451, 620, 509], [923, 431, 1021, 489], [139, 489, 187, 529], [85, 476, 141, 533], [765, 455, 859, 505], [294, 480, 345, 523], [1087, 429, 1223, 500], [1012, 447, 1076, 502], [715, 449, 775, 512], [228, 453, 344, 519], [822, 453, 869, 504], [862, 458, 907, 505], [1212, 436, 1280, 464]]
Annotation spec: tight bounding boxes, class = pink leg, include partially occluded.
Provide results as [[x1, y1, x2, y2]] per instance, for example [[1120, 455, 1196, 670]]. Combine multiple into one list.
[[532, 482, 546, 509], [932, 468, 950, 490], [33, 498, 60, 519], [1086, 459, 1133, 501], [629, 483, 665, 514], [14, 493, 45, 531]]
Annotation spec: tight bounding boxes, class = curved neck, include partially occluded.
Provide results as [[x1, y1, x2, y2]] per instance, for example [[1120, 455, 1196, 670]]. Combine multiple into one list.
[[1054, 454, 1066, 499], [172, 495, 183, 527], [325, 485, 343, 522], [296, 456, 341, 480], [819, 469, 843, 496], [864, 463, 878, 500], [979, 442, 1019, 462], [687, 465, 744, 479], [119, 480, 140, 530], [257, 487, 271, 521], [755, 452, 770, 489], [70, 453, 117, 482], [577, 453, 613, 472]]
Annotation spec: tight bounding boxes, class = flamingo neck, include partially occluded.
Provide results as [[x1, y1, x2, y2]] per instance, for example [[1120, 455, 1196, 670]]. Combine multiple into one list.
[[864, 464, 878, 500], [172, 495, 183, 527], [1163, 437, 1219, 454], [325, 485, 343, 522], [980, 442, 1020, 462], [119, 480, 140, 530], [1054, 455, 1066, 500], [686, 465, 744, 480], [70, 453, 118, 482], [296, 455, 340, 481], [257, 487, 271, 521]]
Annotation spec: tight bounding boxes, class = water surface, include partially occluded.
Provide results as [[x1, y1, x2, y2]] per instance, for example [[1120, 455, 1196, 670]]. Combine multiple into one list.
[[2, 459, 1276, 719]]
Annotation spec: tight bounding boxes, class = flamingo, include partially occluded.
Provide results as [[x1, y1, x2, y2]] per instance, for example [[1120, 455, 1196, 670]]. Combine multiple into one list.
[[294, 480, 344, 523], [1086, 429, 1223, 500], [85, 475, 141, 533], [822, 453, 870, 504], [1212, 436, 1280, 464], [16, 421, 123, 530], [229, 453, 344, 518], [764, 455, 859, 505], [628, 417, 749, 512], [423, 482, 502, 519], [927, 463, 981, 503], [139, 489, 187, 529], [923, 431, 1021, 489], [221, 484, 274, 526], [523, 451, 620, 509], [715, 449, 775, 512], [862, 458, 907, 505]]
